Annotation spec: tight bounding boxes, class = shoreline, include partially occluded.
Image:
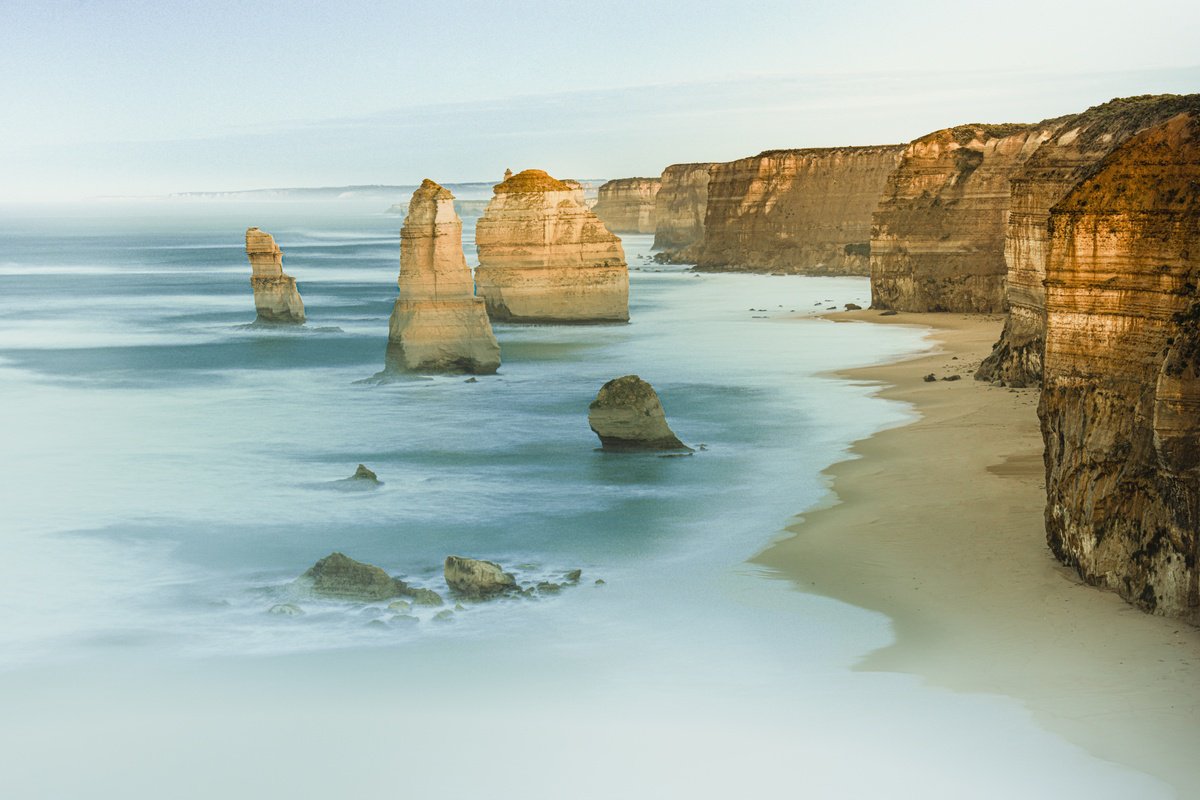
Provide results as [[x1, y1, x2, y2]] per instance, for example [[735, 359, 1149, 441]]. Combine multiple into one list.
[[756, 310, 1200, 794]]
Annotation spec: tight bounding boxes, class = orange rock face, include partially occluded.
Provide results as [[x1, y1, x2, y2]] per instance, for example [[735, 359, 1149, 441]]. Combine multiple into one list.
[[1040, 111, 1200, 622], [386, 180, 500, 374], [474, 169, 629, 323], [593, 178, 659, 234], [245, 227, 305, 324], [652, 163, 713, 263], [871, 123, 1060, 312], [978, 95, 1200, 386], [698, 146, 903, 275]]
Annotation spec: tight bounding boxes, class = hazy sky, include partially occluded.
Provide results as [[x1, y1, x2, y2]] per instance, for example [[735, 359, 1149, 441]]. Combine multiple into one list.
[[3, 0, 1199, 199]]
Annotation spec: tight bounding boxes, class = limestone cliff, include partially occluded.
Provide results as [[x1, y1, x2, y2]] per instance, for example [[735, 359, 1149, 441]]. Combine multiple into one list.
[[245, 227, 305, 324], [697, 146, 904, 275], [386, 179, 500, 374], [978, 95, 1200, 385], [871, 122, 1061, 312], [593, 178, 659, 234], [652, 163, 713, 262], [1040, 111, 1200, 622], [474, 169, 629, 323]]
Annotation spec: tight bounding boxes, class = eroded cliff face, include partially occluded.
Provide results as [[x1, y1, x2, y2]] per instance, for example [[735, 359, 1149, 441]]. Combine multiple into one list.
[[697, 146, 903, 275], [245, 227, 305, 323], [593, 178, 659, 234], [871, 122, 1061, 312], [1040, 112, 1200, 622], [385, 179, 500, 374], [652, 163, 713, 262], [978, 95, 1200, 386], [475, 169, 629, 323]]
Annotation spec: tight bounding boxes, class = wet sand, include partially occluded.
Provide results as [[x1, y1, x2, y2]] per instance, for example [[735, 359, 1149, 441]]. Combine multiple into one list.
[[756, 310, 1200, 795]]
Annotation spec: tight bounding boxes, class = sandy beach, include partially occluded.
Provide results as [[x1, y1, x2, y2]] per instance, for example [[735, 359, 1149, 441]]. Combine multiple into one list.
[[757, 310, 1200, 794]]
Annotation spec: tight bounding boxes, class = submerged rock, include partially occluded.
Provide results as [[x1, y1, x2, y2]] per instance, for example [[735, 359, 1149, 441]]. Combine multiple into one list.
[[588, 375, 689, 451], [294, 552, 443, 605], [444, 555, 518, 599], [245, 227, 305, 324], [268, 603, 304, 616]]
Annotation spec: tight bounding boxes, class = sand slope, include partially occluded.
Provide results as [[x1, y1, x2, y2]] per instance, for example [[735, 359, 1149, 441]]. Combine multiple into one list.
[[756, 310, 1200, 794]]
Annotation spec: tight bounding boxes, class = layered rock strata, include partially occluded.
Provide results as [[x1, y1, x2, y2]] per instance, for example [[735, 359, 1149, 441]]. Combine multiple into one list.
[[652, 163, 714, 262], [474, 169, 629, 322], [697, 146, 904, 275], [386, 179, 500, 374], [588, 375, 688, 451], [978, 95, 1200, 385], [871, 122, 1062, 312], [593, 177, 660, 234], [245, 227, 305, 323], [1040, 111, 1200, 622]]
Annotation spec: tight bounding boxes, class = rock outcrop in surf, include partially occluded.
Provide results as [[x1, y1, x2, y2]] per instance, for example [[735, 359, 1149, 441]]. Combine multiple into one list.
[[385, 179, 500, 374], [474, 169, 629, 322], [245, 227, 305, 324]]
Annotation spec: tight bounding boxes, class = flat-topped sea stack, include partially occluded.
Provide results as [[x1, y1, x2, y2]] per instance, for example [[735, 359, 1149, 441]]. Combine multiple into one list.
[[245, 227, 305, 324], [588, 375, 689, 451], [386, 180, 500, 374], [593, 177, 660, 234], [978, 94, 1200, 386], [1040, 111, 1200, 622], [474, 169, 629, 323], [696, 146, 904, 275], [652, 163, 714, 263], [871, 122, 1062, 312]]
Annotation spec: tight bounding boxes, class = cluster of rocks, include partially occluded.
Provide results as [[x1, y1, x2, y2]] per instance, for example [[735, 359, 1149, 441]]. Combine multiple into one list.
[[270, 552, 593, 622]]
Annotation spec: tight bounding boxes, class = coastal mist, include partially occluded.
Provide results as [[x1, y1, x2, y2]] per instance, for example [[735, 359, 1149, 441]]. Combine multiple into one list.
[[0, 200, 1168, 798]]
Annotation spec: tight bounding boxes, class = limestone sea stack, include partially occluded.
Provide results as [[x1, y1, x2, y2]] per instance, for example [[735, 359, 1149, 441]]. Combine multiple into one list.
[[697, 146, 904, 275], [593, 177, 660, 234], [871, 122, 1062, 312], [1040, 111, 1200, 622], [245, 227, 305, 323], [474, 169, 629, 323], [385, 179, 500, 374], [977, 94, 1200, 386], [588, 375, 689, 451], [652, 163, 714, 263]]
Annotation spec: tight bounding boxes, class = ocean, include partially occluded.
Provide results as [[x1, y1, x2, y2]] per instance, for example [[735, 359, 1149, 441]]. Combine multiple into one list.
[[0, 197, 1168, 798]]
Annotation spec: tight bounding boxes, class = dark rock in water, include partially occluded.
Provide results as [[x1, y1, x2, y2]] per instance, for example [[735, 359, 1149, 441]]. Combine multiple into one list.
[[595, 579, 606, 586], [432, 609, 455, 623], [536, 581, 563, 594], [564, 569, 582, 583], [444, 555, 518, 599], [923, 373, 937, 382], [880, 310, 898, 316], [941, 375, 962, 382], [351, 464, 379, 482], [391, 613, 419, 626], [844, 303, 862, 310], [295, 552, 442, 605], [588, 375, 690, 451], [826, 306, 837, 310], [464, 377, 478, 383]]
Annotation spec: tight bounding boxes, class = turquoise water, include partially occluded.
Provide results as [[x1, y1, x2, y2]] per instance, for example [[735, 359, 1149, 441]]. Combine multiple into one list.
[[0, 200, 1169, 798]]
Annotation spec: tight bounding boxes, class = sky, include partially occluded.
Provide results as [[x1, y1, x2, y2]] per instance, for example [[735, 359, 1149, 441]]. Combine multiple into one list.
[[2, 0, 1199, 200]]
